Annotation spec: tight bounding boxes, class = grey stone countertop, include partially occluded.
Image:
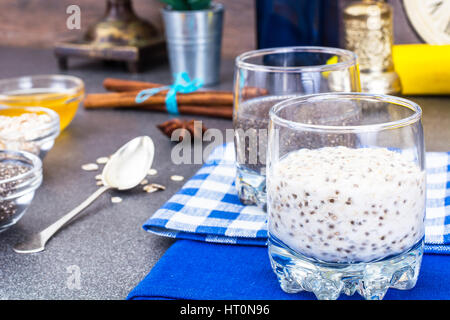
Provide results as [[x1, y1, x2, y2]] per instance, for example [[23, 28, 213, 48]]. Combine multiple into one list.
[[0, 47, 448, 300]]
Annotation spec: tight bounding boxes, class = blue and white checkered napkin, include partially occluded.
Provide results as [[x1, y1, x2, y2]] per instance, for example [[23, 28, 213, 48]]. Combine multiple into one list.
[[144, 143, 450, 253]]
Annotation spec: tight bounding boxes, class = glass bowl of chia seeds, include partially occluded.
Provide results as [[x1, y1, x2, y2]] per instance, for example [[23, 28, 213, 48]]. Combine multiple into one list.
[[0, 106, 60, 159], [0, 150, 42, 232]]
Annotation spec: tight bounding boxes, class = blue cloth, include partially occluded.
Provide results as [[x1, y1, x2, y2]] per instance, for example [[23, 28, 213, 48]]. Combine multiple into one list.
[[127, 240, 450, 300], [144, 143, 450, 253]]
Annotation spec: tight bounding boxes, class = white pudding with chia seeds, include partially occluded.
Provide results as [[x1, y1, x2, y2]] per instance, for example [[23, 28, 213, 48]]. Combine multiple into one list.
[[267, 146, 426, 263]]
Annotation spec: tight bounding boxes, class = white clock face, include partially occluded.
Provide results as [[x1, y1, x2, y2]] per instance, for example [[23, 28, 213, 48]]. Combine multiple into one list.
[[403, 0, 450, 44]]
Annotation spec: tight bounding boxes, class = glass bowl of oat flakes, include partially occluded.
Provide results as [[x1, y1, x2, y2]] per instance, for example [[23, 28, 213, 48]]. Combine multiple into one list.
[[0, 150, 42, 232], [0, 106, 60, 159]]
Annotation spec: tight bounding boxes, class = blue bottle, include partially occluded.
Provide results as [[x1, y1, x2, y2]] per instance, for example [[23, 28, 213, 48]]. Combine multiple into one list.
[[256, 0, 340, 49]]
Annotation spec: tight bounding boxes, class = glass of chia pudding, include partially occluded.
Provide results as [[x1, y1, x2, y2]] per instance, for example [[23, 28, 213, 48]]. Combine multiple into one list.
[[267, 92, 426, 300], [233, 46, 361, 207]]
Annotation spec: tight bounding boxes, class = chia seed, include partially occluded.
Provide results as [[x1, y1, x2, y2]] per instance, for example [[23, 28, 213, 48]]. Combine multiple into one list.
[[267, 146, 425, 263], [234, 95, 360, 176], [0, 162, 30, 222]]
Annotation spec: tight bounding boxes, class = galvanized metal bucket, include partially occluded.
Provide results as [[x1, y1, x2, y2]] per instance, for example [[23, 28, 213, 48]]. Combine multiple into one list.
[[161, 3, 224, 85]]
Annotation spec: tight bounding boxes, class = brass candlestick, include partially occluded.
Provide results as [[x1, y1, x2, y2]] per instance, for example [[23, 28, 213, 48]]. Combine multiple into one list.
[[343, 0, 401, 95], [54, 0, 164, 73]]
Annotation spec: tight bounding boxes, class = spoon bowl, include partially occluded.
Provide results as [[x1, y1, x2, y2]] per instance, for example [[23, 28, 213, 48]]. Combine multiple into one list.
[[103, 136, 155, 189]]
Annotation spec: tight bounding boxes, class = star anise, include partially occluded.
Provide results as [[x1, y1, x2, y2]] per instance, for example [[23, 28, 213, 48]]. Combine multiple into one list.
[[157, 119, 207, 142]]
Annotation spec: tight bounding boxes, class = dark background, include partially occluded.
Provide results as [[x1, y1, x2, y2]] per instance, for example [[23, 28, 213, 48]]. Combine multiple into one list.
[[0, 0, 421, 59]]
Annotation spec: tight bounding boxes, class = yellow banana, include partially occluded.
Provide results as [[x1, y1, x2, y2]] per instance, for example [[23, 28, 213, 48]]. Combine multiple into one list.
[[392, 44, 450, 95]]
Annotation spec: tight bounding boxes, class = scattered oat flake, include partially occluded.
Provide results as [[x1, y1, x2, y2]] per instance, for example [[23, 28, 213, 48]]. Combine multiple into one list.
[[170, 175, 184, 182], [82, 163, 99, 171], [96, 157, 109, 164], [151, 183, 166, 190], [143, 185, 158, 193], [148, 169, 158, 176], [140, 179, 149, 185], [143, 183, 166, 193], [95, 174, 102, 180], [111, 197, 122, 203], [96, 181, 103, 186]]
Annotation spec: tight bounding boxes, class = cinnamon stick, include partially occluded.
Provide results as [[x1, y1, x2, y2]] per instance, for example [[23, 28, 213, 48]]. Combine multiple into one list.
[[84, 91, 233, 108], [86, 101, 231, 118], [103, 78, 231, 97], [141, 105, 232, 119], [103, 78, 162, 92], [102, 77, 268, 98]]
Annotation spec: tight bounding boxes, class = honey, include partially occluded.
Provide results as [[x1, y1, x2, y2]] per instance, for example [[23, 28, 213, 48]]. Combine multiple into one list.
[[0, 88, 83, 130]]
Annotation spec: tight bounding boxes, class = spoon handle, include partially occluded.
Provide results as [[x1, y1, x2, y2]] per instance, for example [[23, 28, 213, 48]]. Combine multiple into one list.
[[39, 185, 111, 244]]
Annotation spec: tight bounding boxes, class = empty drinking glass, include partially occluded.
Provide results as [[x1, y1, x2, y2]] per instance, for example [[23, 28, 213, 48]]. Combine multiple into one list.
[[233, 46, 360, 207], [267, 93, 426, 300]]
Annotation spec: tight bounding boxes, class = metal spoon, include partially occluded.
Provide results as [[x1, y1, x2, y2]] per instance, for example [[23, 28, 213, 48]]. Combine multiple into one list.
[[13, 136, 155, 254]]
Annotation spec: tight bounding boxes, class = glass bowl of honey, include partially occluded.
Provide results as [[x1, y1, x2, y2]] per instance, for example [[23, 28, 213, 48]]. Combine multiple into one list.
[[0, 106, 60, 159], [0, 75, 84, 130]]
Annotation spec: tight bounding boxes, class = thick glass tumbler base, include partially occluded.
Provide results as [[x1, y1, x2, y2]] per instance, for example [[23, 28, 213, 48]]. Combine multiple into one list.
[[235, 166, 266, 209], [268, 235, 423, 300]]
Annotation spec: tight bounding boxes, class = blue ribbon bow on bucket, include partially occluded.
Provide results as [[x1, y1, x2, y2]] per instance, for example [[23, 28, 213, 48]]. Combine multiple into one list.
[[135, 72, 204, 115]]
